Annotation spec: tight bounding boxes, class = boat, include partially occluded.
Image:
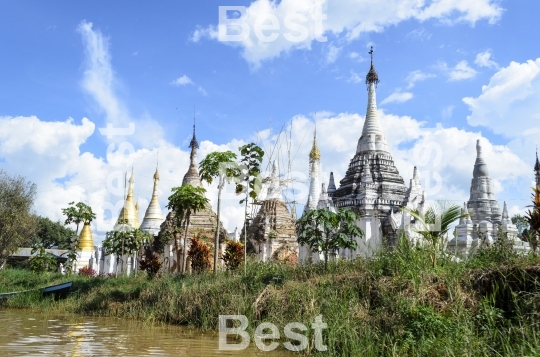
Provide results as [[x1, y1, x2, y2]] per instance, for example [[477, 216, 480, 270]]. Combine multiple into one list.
[[0, 282, 72, 300], [41, 282, 72, 299]]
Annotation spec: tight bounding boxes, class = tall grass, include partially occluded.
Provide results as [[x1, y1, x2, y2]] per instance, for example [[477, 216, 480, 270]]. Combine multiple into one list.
[[1, 239, 540, 356]]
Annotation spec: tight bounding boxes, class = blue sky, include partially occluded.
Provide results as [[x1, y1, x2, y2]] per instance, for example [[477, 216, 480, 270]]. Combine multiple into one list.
[[1, 0, 539, 237]]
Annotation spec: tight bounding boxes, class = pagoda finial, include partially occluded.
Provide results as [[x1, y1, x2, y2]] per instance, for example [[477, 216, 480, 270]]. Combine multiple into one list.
[[309, 126, 321, 160], [366, 46, 379, 87], [190, 106, 199, 150]]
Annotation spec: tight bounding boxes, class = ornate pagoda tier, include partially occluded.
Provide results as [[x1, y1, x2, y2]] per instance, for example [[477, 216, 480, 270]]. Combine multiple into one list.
[[243, 161, 298, 264], [332, 55, 407, 242]]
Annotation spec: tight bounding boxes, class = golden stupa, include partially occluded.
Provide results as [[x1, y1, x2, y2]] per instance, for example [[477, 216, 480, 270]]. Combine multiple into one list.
[[77, 221, 94, 251], [115, 168, 141, 229]]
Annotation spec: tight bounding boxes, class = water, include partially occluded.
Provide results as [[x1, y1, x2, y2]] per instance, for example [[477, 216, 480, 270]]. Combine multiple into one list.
[[0, 309, 292, 356]]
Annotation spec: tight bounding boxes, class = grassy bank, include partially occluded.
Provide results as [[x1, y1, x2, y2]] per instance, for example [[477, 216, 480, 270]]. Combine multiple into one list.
[[2, 242, 540, 356]]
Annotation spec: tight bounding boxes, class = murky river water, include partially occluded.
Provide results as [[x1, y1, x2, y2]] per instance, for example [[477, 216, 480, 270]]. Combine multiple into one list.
[[0, 309, 293, 356]]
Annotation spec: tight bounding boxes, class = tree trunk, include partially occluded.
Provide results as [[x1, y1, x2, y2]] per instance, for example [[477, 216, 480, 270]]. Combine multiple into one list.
[[182, 215, 191, 274], [214, 181, 223, 274]]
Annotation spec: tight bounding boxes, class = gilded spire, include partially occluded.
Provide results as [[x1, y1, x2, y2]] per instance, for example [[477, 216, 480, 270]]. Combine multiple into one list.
[[309, 127, 321, 160], [77, 221, 94, 251], [116, 168, 141, 229]]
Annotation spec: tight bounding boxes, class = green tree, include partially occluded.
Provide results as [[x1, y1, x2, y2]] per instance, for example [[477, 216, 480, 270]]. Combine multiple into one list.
[[167, 184, 209, 273], [0, 170, 38, 270], [199, 150, 238, 273], [35, 216, 76, 249], [511, 214, 530, 239], [234, 143, 264, 272], [402, 200, 466, 267], [103, 220, 147, 276], [296, 208, 363, 270], [61, 201, 96, 273], [525, 187, 540, 254], [29, 243, 58, 273]]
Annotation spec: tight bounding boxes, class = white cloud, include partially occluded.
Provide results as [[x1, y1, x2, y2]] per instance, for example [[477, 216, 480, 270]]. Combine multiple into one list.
[[197, 86, 208, 96], [193, 0, 502, 68], [381, 91, 413, 105], [190, 25, 219, 43], [172, 75, 193, 86], [325, 43, 342, 63], [463, 58, 540, 138], [347, 70, 363, 83], [77, 21, 163, 147], [441, 105, 455, 120], [474, 49, 499, 69], [438, 60, 478, 81], [406, 70, 436, 88]]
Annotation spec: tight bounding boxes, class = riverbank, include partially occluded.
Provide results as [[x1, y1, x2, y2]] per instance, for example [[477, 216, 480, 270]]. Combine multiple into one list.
[[2, 243, 540, 356]]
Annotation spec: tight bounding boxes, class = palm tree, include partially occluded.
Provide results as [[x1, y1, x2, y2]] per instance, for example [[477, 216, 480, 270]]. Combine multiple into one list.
[[401, 200, 466, 267], [199, 150, 238, 273], [167, 184, 209, 273]]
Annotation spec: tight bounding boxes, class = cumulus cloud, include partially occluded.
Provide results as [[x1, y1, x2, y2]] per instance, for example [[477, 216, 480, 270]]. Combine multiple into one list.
[[192, 0, 502, 67], [438, 60, 477, 81], [78, 21, 163, 147], [172, 75, 193, 86], [463, 58, 540, 140], [475, 49, 499, 69], [380, 91, 413, 105], [406, 70, 436, 88], [325, 43, 342, 63]]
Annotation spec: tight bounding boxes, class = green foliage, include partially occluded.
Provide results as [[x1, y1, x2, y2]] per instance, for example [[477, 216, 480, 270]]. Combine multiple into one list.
[[234, 143, 264, 203], [0, 170, 39, 269], [34, 216, 76, 249], [199, 150, 238, 186], [103, 221, 146, 275], [511, 214, 529, 238], [525, 187, 540, 253], [221, 240, 244, 271], [167, 184, 209, 273], [29, 244, 58, 273], [402, 200, 466, 267], [61, 201, 96, 274], [188, 235, 211, 273], [296, 208, 363, 270], [199, 150, 239, 274]]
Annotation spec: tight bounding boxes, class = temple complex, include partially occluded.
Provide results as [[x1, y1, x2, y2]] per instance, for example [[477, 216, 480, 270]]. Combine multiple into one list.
[[244, 160, 298, 263], [447, 140, 530, 255], [300, 48, 412, 261], [160, 123, 227, 273]]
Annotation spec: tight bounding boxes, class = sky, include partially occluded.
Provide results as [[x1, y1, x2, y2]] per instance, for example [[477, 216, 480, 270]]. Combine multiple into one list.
[[1, 0, 539, 241]]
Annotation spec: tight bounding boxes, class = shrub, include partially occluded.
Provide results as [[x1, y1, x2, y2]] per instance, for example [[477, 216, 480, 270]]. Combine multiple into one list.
[[139, 253, 162, 279], [221, 240, 244, 271], [188, 236, 211, 273], [78, 266, 97, 277]]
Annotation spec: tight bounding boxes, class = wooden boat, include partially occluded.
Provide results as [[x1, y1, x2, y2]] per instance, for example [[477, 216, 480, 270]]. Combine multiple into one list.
[[0, 282, 72, 300], [41, 282, 72, 299]]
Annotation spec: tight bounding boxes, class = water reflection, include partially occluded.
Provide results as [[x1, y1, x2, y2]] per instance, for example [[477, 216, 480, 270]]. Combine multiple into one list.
[[0, 309, 291, 356]]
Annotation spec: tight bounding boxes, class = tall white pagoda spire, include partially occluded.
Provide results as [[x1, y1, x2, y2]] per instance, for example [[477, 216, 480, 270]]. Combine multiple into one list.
[[141, 164, 165, 236], [266, 160, 283, 201], [304, 128, 321, 213], [357, 47, 389, 153]]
